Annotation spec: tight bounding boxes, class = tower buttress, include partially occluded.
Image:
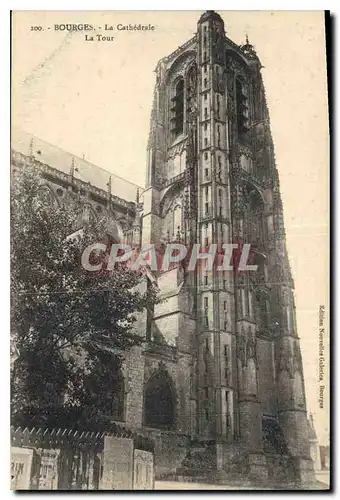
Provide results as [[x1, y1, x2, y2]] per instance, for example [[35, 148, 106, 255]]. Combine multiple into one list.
[[132, 188, 142, 247], [142, 67, 164, 245], [196, 11, 236, 443]]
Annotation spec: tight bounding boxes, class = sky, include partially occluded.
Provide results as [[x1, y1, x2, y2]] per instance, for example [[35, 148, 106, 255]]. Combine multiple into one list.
[[12, 11, 329, 444]]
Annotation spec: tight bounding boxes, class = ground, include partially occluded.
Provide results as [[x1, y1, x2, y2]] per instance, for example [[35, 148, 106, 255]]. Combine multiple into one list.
[[154, 477, 330, 491]]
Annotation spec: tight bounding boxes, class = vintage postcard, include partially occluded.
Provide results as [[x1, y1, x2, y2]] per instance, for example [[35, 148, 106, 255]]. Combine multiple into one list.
[[10, 10, 330, 490]]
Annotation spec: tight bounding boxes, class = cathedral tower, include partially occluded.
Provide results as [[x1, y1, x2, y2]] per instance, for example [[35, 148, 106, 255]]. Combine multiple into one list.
[[142, 11, 314, 485]]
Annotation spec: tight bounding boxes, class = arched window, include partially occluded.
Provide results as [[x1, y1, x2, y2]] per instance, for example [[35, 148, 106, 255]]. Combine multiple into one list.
[[186, 64, 197, 118], [236, 77, 249, 135], [163, 202, 182, 241], [170, 78, 184, 139], [144, 371, 175, 429], [240, 183, 264, 245], [254, 288, 270, 332], [252, 252, 268, 285]]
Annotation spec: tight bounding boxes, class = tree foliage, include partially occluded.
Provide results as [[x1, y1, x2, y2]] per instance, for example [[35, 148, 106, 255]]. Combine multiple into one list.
[[11, 164, 157, 429]]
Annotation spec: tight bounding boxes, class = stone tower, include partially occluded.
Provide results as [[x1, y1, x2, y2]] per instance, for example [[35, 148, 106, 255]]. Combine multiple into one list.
[[142, 10, 314, 485]]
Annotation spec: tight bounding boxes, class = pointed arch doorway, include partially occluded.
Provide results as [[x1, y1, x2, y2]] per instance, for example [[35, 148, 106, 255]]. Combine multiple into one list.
[[144, 370, 176, 430]]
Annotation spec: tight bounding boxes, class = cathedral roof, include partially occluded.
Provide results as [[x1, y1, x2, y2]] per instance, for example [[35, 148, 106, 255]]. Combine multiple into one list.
[[11, 128, 143, 202]]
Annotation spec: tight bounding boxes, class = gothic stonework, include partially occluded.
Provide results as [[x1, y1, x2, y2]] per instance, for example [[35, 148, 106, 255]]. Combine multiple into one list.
[[11, 10, 314, 487], [142, 10, 313, 485]]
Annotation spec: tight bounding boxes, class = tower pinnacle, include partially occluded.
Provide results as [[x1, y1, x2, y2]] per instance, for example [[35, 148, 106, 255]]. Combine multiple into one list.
[[198, 10, 224, 29]]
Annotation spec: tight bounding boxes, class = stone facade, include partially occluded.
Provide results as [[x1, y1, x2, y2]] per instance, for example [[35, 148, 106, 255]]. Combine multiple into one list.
[[11, 10, 315, 487], [140, 10, 314, 485]]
